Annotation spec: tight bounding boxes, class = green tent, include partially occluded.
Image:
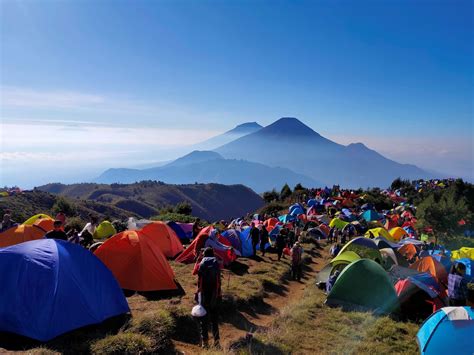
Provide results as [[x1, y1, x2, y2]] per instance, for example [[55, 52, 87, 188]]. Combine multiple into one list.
[[316, 251, 361, 284], [326, 259, 399, 314], [93, 221, 117, 240], [329, 218, 349, 229], [338, 237, 383, 263]]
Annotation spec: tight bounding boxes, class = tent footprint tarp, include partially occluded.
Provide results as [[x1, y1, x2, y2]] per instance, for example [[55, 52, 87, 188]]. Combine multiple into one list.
[[326, 259, 399, 314]]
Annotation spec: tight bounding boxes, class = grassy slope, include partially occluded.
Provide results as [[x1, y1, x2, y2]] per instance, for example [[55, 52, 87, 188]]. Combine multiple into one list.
[[37, 182, 265, 221]]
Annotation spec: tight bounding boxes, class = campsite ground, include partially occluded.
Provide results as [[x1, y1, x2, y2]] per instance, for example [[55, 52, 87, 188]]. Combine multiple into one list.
[[1, 240, 420, 355]]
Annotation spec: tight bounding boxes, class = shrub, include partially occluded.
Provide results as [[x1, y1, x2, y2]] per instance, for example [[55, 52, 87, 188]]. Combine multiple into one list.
[[151, 213, 199, 223], [52, 196, 77, 216], [91, 333, 154, 354], [280, 184, 292, 200], [174, 201, 192, 216]]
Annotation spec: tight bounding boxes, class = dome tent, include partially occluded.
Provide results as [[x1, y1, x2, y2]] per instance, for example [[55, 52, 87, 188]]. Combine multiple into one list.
[[139, 221, 184, 258], [0, 218, 54, 248], [95, 230, 178, 292], [0, 239, 129, 341], [326, 259, 399, 314], [417, 307, 474, 355], [338, 237, 382, 263]]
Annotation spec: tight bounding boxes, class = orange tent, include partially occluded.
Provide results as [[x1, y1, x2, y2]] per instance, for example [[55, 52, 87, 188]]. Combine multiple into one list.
[[139, 222, 184, 258], [398, 244, 418, 260], [264, 218, 280, 232], [409, 256, 448, 284], [94, 230, 177, 292], [0, 218, 54, 248]]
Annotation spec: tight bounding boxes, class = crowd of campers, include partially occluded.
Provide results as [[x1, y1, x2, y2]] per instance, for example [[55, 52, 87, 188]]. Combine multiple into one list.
[[0, 178, 472, 353]]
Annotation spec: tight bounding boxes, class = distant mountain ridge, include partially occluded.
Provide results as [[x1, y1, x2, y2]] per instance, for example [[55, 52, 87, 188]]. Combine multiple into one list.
[[96, 117, 434, 190], [38, 181, 264, 221], [97, 150, 322, 192], [215, 117, 432, 188]]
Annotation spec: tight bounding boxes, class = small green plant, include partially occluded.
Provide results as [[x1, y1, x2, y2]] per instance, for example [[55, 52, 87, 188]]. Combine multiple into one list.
[[91, 333, 154, 354]]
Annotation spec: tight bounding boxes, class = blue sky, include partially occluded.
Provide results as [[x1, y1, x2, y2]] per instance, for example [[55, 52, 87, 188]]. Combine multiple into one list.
[[1, 0, 473, 187]]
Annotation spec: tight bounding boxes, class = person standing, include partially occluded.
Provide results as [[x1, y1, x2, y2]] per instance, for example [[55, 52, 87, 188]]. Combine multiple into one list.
[[196, 248, 221, 348], [259, 226, 269, 257], [275, 228, 287, 261], [448, 263, 468, 306], [193, 218, 202, 239], [291, 242, 304, 281], [249, 223, 260, 257]]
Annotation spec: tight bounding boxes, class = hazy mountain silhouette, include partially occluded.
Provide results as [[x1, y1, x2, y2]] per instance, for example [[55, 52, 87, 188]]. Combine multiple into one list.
[[97, 150, 321, 192], [215, 117, 432, 188], [192, 122, 262, 151]]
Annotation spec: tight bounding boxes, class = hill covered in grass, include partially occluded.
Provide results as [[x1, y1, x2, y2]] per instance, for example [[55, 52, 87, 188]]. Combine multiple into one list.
[[37, 181, 264, 221]]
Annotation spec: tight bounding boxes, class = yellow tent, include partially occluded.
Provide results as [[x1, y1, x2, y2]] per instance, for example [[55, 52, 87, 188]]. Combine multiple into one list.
[[329, 218, 349, 229], [389, 227, 408, 242], [365, 227, 393, 241], [451, 247, 474, 260], [23, 214, 54, 225], [93, 221, 117, 240]]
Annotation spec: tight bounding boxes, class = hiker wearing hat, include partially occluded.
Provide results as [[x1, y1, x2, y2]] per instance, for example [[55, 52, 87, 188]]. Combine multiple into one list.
[[195, 247, 222, 348], [290, 242, 304, 281]]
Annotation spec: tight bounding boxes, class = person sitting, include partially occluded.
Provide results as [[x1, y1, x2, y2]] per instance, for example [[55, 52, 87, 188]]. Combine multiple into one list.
[[448, 263, 468, 306], [45, 220, 68, 240], [326, 270, 340, 293], [79, 215, 98, 247]]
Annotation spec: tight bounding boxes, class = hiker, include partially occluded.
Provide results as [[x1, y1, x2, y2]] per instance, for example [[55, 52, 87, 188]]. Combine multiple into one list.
[[79, 214, 98, 248], [193, 218, 202, 239], [259, 225, 269, 257], [45, 220, 68, 241], [328, 227, 335, 243], [287, 227, 296, 248], [55, 211, 67, 228], [448, 263, 468, 306], [275, 228, 287, 261], [249, 222, 260, 257], [329, 243, 341, 257], [291, 242, 304, 281], [326, 270, 340, 293], [0, 213, 17, 232], [196, 247, 221, 348]]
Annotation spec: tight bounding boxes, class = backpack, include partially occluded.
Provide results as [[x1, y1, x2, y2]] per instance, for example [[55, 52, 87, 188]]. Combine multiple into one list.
[[198, 257, 221, 307]]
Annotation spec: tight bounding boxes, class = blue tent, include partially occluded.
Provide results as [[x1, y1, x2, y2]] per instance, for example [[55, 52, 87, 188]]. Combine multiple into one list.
[[279, 214, 296, 223], [238, 228, 254, 257], [167, 221, 193, 241], [221, 229, 243, 254], [289, 203, 305, 216], [417, 307, 474, 355], [0, 239, 129, 341], [361, 209, 380, 222], [307, 199, 317, 207]]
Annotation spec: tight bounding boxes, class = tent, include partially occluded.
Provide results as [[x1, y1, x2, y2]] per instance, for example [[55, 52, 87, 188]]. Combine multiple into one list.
[[389, 227, 408, 242], [175, 226, 214, 263], [23, 214, 53, 225], [279, 214, 296, 223], [365, 227, 393, 241], [361, 210, 380, 222], [139, 221, 184, 258], [338, 237, 382, 263], [417, 307, 474, 355], [95, 230, 177, 291], [431, 254, 452, 273], [263, 218, 280, 232], [0, 239, 129, 341], [0, 217, 54, 248], [380, 248, 409, 268], [289, 204, 305, 216], [316, 251, 361, 285], [238, 228, 255, 257], [167, 221, 193, 241], [221, 229, 243, 254], [410, 256, 448, 285], [326, 259, 399, 314], [93, 221, 117, 240], [373, 237, 399, 250], [329, 218, 349, 229], [398, 244, 418, 261], [395, 273, 445, 320], [451, 247, 474, 261]]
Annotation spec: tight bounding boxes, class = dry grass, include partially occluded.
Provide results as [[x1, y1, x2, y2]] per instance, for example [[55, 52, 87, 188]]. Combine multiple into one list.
[[244, 285, 419, 355]]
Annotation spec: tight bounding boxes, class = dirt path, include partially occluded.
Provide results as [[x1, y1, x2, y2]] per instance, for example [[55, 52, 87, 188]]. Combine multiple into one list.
[[174, 245, 329, 354]]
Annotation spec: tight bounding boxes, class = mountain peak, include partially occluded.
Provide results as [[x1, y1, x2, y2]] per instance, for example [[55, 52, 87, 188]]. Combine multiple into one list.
[[227, 122, 262, 134], [166, 150, 223, 167], [347, 142, 368, 150], [261, 117, 321, 137]]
